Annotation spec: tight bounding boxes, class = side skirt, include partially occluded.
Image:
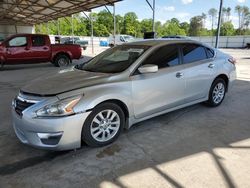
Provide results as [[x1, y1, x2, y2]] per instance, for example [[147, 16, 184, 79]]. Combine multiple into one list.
[[127, 97, 208, 129]]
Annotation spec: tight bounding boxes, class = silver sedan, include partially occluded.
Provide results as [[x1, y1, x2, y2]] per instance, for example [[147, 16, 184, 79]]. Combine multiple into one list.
[[12, 39, 236, 150]]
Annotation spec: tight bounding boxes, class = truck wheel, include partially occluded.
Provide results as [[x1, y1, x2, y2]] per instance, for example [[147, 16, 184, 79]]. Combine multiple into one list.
[[83, 46, 87, 50], [54, 54, 71, 67]]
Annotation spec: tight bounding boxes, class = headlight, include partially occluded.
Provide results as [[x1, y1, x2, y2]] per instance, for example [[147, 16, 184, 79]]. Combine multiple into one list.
[[36, 96, 81, 117]]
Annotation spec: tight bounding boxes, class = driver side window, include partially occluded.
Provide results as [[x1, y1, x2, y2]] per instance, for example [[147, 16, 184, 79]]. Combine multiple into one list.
[[8, 37, 27, 47], [141, 44, 180, 69]]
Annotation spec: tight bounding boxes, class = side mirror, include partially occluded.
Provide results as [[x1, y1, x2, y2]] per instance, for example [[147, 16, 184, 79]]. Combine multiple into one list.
[[138, 64, 158, 74]]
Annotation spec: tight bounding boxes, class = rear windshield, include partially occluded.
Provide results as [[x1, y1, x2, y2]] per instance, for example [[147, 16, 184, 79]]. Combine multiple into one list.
[[78, 45, 150, 73]]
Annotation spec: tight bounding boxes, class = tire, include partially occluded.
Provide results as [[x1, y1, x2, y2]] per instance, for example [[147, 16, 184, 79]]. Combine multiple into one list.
[[109, 44, 114, 48], [0, 61, 4, 70], [83, 46, 87, 50], [82, 102, 125, 147], [206, 78, 226, 107], [53, 54, 71, 67]]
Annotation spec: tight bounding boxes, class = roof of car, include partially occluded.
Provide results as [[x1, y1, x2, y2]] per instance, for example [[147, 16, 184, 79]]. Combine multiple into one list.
[[125, 39, 204, 47]]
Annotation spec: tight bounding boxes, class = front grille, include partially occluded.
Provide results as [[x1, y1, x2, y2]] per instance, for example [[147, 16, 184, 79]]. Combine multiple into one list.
[[15, 97, 35, 116]]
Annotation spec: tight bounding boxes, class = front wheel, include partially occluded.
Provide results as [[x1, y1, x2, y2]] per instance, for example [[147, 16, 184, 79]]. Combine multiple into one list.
[[206, 78, 226, 107], [82, 103, 125, 147], [53, 54, 71, 67]]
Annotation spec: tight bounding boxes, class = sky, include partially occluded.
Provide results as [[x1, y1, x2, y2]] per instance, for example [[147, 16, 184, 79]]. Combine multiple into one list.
[[92, 0, 250, 29]]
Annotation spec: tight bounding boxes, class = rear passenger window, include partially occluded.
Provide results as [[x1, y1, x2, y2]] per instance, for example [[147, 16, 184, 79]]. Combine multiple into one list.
[[206, 48, 215, 58], [32, 36, 45, 46], [142, 45, 179, 69], [182, 44, 207, 64]]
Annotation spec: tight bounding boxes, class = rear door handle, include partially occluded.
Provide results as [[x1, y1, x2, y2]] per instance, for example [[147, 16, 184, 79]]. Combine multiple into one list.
[[43, 47, 48, 50], [176, 72, 183, 78], [208, 63, 215, 68]]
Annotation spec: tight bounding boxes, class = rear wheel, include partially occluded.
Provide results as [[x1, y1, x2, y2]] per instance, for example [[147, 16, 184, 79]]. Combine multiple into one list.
[[206, 78, 226, 107], [82, 103, 125, 147], [53, 54, 71, 67]]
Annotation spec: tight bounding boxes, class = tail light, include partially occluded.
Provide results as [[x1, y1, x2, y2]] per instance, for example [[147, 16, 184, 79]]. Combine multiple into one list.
[[228, 57, 236, 65]]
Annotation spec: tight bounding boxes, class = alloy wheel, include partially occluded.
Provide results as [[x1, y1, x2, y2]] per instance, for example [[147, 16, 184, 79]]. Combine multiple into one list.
[[212, 82, 225, 104], [90, 109, 120, 142]]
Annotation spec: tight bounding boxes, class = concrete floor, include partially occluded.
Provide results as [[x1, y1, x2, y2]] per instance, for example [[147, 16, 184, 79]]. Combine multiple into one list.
[[0, 49, 250, 188]]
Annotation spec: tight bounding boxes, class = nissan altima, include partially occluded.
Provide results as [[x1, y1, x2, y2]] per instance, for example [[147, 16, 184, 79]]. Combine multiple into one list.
[[12, 39, 236, 150]]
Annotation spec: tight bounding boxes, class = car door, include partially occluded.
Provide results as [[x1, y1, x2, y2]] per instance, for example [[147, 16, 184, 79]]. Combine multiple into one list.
[[29, 35, 51, 63], [5, 36, 31, 64], [131, 44, 186, 119], [179, 43, 217, 103]]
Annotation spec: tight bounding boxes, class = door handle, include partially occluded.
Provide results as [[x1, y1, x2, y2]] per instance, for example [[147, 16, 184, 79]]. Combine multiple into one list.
[[43, 47, 48, 50], [208, 63, 215, 68], [6, 49, 11, 54], [176, 72, 183, 78]]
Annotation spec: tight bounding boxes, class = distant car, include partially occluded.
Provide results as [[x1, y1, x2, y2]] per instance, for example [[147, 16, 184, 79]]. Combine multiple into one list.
[[108, 34, 135, 47], [61, 37, 88, 50], [0, 34, 82, 69], [12, 39, 236, 150], [162, 35, 188, 39]]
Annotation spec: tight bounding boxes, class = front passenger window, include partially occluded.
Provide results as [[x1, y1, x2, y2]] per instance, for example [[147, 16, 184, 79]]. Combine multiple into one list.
[[8, 37, 27, 47], [142, 45, 179, 69]]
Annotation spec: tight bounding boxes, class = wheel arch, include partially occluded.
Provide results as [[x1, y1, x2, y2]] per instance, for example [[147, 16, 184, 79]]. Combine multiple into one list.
[[52, 52, 71, 63], [87, 99, 130, 129], [213, 74, 229, 92]]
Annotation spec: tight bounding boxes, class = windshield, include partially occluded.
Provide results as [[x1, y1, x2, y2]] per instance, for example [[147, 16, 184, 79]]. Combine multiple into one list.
[[78, 45, 150, 73], [123, 35, 134, 42], [73, 37, 80, 41]]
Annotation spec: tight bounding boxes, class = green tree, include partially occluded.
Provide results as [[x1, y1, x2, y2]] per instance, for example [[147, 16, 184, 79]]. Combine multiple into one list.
[[180, 22, 190, 35], [116, 14, 123, 34], [226, 7, 231, 22], [208, 8, 218, 33], [220, 21, 235, 36], [235, 5, 243, 30], [162, 19, 186, 36], [123, 12, 138, 36], [155, 21, 164, 36], [96, 10, 113, 35], [140, 19, 153, 33], [189, 16, 203, 36]]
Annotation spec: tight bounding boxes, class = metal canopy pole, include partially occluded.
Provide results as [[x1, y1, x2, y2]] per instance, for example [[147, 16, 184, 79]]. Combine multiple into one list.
[[82, 11, 94, 54], [71, 15, 74, 43], [215, 0, 223, 48], [91, 11, 94, 54], [113, 3, 116, 45], [152, 0, 155, 32], [15, 25, 17, 34], [145, 0, 156, 35], [104, 4, 116, 45], [46, 22, 49, 34], [57, 19, 60, 36]]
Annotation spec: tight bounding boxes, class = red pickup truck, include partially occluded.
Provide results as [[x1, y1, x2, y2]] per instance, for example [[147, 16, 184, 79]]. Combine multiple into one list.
[[0, 34, 82, 69]]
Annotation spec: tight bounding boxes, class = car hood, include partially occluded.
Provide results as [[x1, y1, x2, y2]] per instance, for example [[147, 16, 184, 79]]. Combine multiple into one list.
[[21, 68, 112, 96]]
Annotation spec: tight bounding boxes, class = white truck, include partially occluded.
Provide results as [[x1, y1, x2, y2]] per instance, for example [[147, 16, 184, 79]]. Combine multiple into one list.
[[108, 34, 135, 47]]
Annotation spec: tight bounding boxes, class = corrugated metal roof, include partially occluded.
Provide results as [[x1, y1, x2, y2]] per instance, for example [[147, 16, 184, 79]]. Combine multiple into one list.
[[0, 0, 122, 26]]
